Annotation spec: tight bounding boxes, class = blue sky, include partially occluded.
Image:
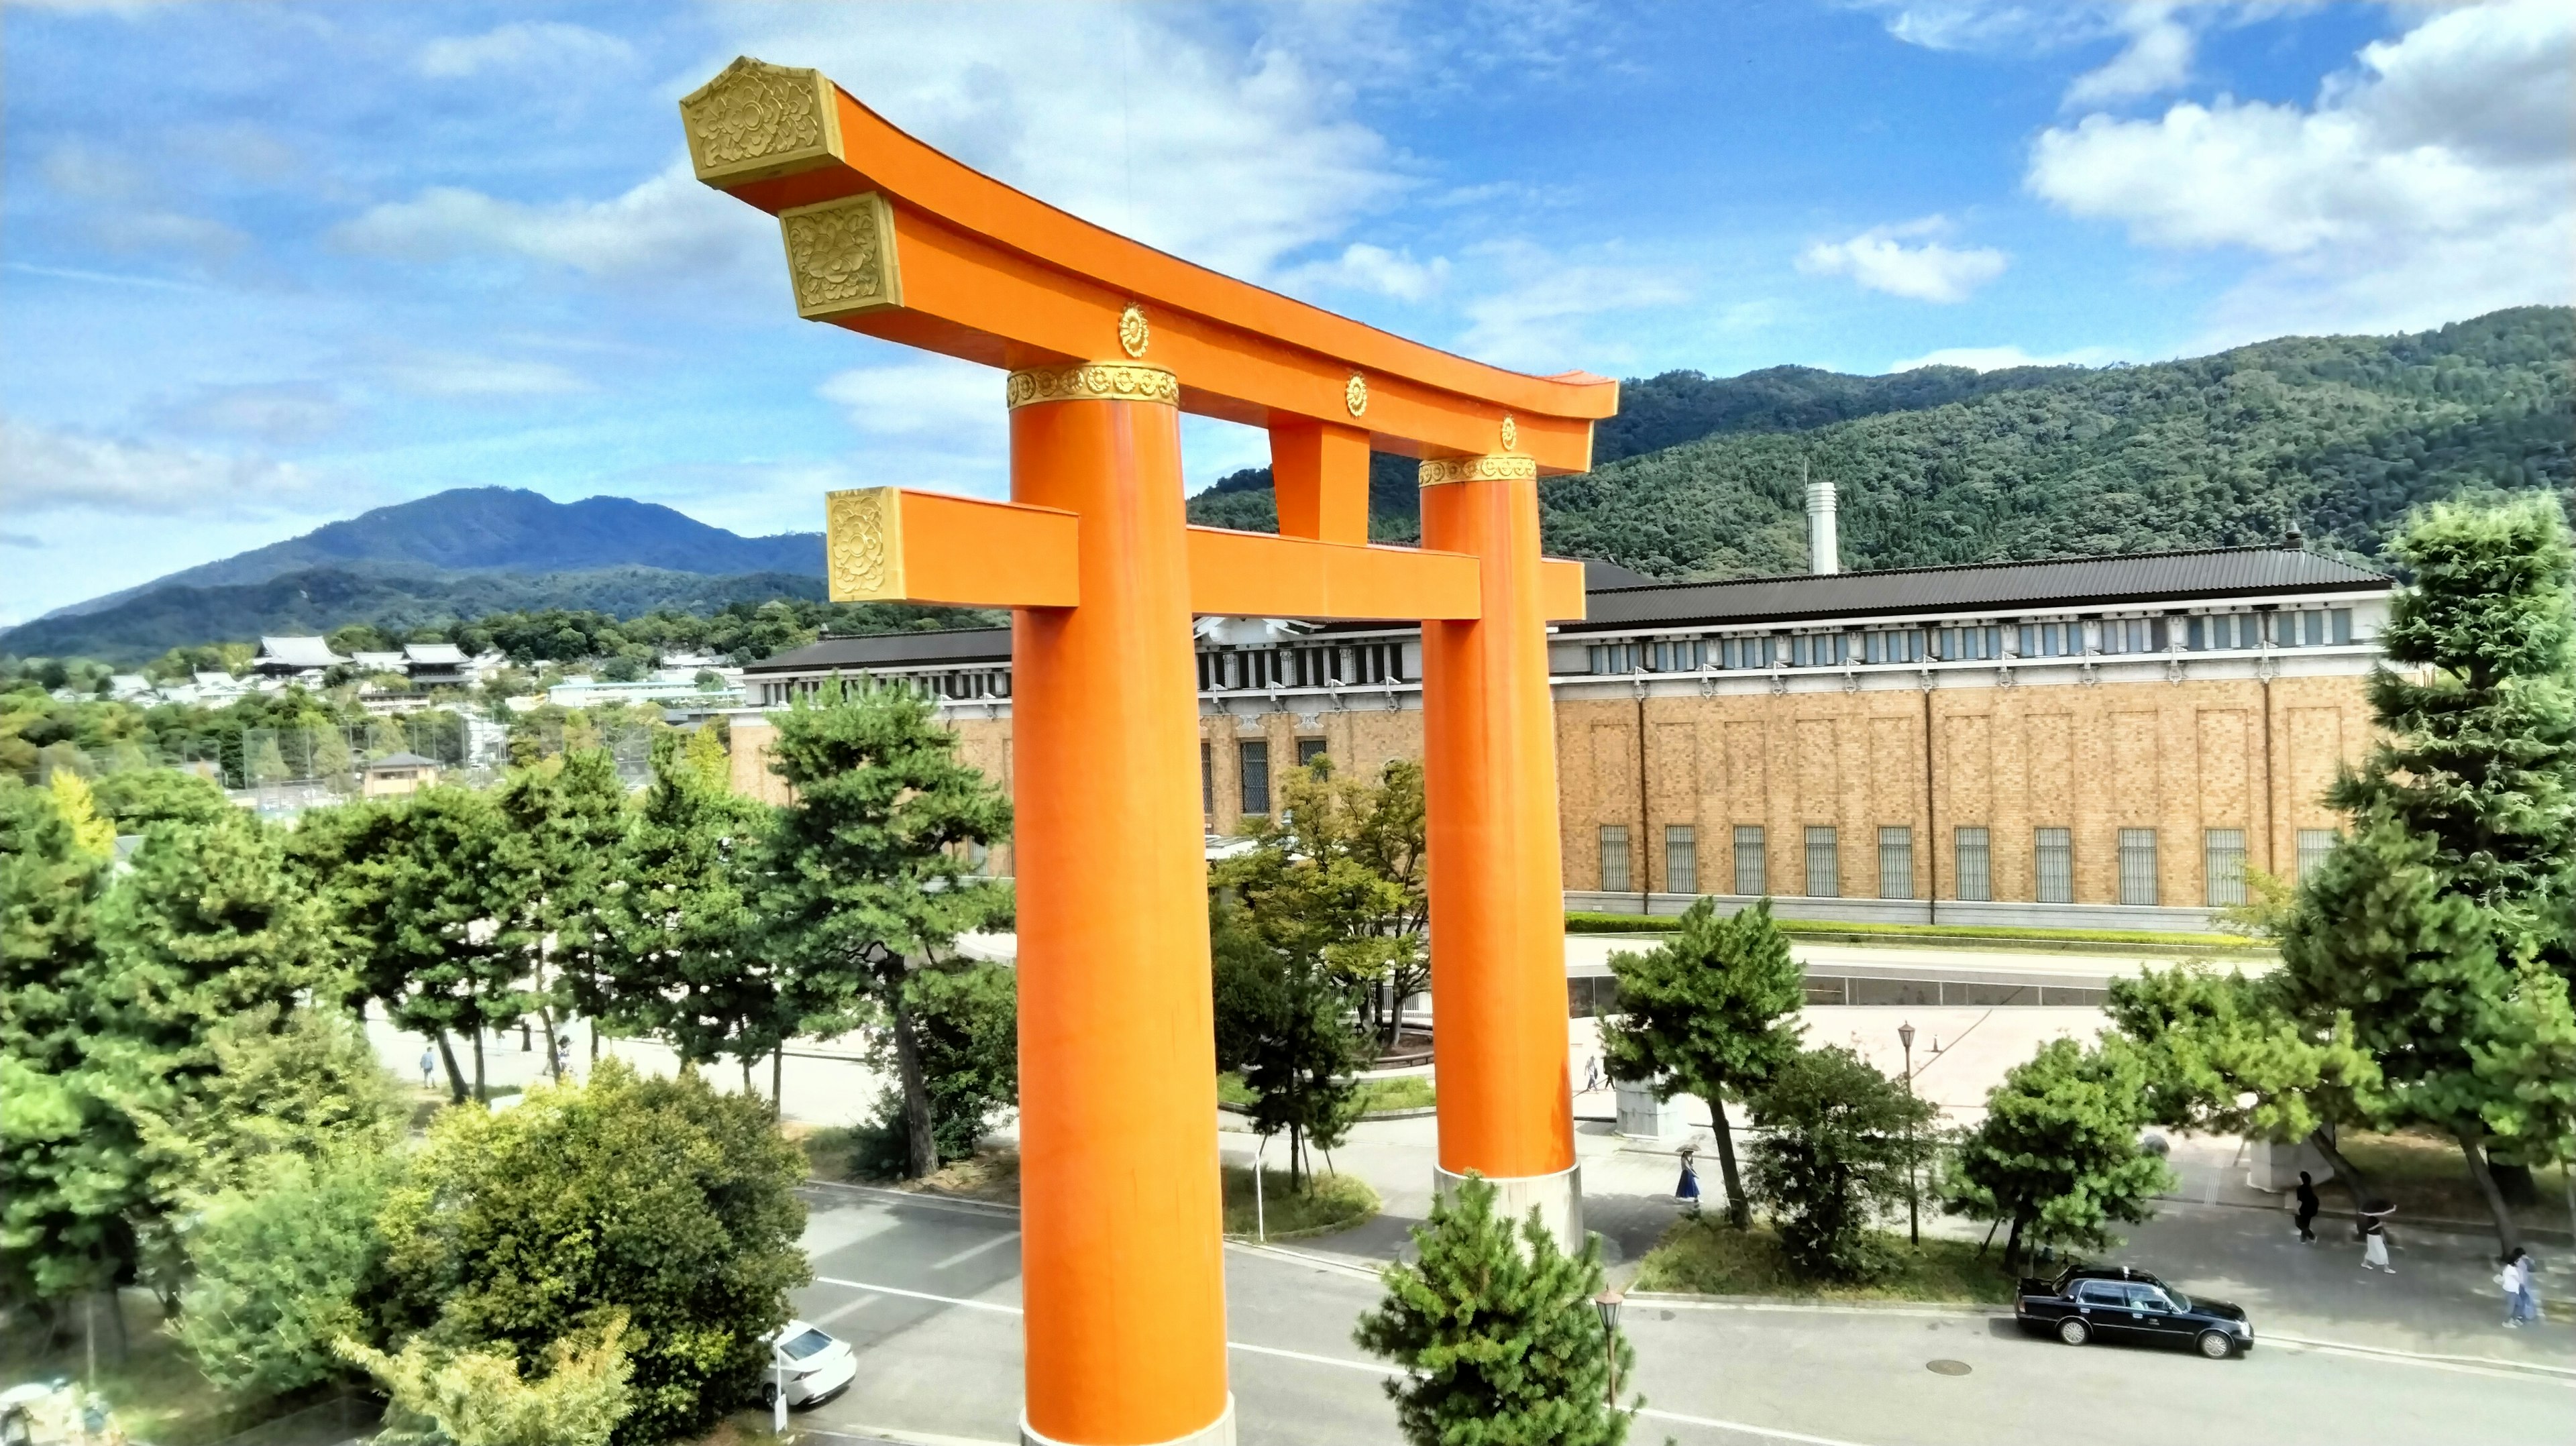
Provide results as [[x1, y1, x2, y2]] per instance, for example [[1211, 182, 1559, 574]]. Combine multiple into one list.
[[4, 1, 2569, 625]]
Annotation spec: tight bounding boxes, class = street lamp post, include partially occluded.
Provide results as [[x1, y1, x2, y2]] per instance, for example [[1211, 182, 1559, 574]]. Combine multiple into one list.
[[1593, 1287, 1624, 1407], [1898, 1020, 1919, 1247]]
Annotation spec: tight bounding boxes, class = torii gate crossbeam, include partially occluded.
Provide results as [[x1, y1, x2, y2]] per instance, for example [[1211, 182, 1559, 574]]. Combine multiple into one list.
[[682, 58, 1616, 1446]]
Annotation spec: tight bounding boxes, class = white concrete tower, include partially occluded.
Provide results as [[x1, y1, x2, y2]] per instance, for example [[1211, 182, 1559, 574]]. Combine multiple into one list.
[[1804, 460, 1839, 575]]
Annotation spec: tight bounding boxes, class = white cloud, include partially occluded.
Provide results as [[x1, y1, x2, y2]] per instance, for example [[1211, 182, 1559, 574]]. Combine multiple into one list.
[[816, 357, 1003, 442], [150, 382, 345, 444], [417, 21, 635, 79], [0, 417, 333, 518], [1890, 343, 2124, 372], [2028, 0, 2575, 339], [706, 6, 1409, 282], [364, 349, 590, 400], [330, 160, 759, 283], [1281, 243, 1451, 302], [1454, 241, 1691, 370], [2064, 3, 2195, 106], [1796, 218, 2008, 303]]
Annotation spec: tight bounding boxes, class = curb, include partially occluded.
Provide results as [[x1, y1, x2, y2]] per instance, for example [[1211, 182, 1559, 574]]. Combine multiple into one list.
[[799, 1177, 1020, 1219], [1218, 1100, 1439, 1121]]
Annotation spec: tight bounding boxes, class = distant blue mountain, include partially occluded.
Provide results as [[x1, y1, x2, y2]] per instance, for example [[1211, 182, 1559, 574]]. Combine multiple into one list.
[[43, 487, 824, 620]]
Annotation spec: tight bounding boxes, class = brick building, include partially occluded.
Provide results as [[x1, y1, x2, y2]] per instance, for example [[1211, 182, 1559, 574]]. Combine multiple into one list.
[[732, 531, 2390, 934]]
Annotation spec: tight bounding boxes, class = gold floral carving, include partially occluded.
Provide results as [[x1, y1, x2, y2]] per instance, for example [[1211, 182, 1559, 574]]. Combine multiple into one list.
[[1344, 371, 1369, 418], [826, 488, 902, 601], [778, 192, 904, 320], [1118, 304, 1150, 358], [678, 58, 844, 184], [1500, 414, 1517, 451], [1006, 362, 1180, 409], [1417, 454, 1539, 488]]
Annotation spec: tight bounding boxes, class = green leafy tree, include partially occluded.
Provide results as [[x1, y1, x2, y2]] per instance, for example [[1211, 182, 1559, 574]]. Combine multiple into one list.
[[2106, 964, 2385, 1209], [762, 680, 1012, 1180], [88, 767, 232, 830], [491, 749, 631, 1072], [1226, 759, 1433, 1047], [1352, 1175, 1633, 1446], [303, 788, 518, 1101], [600, 734, 784, 1094], [176, 1147, 401, 1400], [1599, 897, 1804, 1228], [339, 1315, 633, 1446], [134, 1003, 411, 1205], [852, 961, 1018, 1172], [2270, 494, 2576, 1250], [1943, 1038, 2174, 1273], [375, 1061, 807, 1445], [1743, 1046, 1940, 1282], [0, 777, 111, 1076]]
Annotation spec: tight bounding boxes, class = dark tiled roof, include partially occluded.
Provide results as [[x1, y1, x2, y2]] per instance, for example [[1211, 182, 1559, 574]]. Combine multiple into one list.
[[745, 628, 1013, 673], [1564, 545, 2390, 633]]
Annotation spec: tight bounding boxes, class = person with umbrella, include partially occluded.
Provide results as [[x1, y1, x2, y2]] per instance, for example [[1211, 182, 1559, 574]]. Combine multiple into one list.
[[2359, 1202, 2396, 1274]]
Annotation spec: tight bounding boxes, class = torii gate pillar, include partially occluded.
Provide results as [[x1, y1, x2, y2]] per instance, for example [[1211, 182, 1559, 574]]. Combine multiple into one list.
[[1419, 455, 1580, 1241], [1008, 366, 1232, 1446]]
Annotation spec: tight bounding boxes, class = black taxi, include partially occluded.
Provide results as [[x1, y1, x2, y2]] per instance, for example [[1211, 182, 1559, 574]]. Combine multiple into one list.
[[2015, 1264, 2255, 1359]]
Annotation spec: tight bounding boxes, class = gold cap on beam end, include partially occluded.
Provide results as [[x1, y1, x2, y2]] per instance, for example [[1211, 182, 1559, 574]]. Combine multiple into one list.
[[1006, 363, 1180, 410], [779, 192, 904, 321], [1419, 455, 1538, 488], [824, 488, 904, 602], [680, 58, 846, 185]]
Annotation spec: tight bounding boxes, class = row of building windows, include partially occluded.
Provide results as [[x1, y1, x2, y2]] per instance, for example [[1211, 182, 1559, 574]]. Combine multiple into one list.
[[1198, 643, 1409, 693], [1202, 737, 1330, 818], [1584, 609, 2355, 676], [1596, 823, 2339, 906], [754, 670, 1009, 707]]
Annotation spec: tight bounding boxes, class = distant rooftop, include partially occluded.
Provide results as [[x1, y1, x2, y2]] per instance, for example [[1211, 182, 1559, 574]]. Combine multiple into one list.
[[256, 636, 347, 669], [1562, 544, 2390, 634], [404, 643, 468, 665]]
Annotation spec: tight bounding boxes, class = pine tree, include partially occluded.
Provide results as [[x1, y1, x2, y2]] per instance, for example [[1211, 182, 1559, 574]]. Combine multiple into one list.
[[1743, 1046, 1939, 1282], [1352, 1176, 1633, 1446], [600, 734, 784, 1087], [491, 748, 631, 1072], [2281, 495, 2576, 1250], [763, 679, 1012, 1180], [1599, 897, 1803, 1228], [1943, 1038, 2173, 1273]]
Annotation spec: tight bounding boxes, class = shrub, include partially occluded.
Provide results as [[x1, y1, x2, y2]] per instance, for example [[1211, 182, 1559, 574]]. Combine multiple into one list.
[[1743, 1047, 1940, 1282]]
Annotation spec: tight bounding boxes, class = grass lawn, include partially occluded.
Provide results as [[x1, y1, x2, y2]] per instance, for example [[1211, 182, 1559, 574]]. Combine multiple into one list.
[[1217, 1071, 1435, 1115], [1220, 1164, 1381, 1241], [2332, 1129, 2571, 1233], [794, 1124, 1024, 1203], [0, 1290, 362, 1445], [1566, 911, 2265, 952], [1631, 1215, 2019, 1304]]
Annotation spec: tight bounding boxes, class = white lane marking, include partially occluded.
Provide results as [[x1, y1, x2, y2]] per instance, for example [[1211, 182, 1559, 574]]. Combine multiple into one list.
[[2264, 1332, 2576, 1384], [1639, 1406, 1889, 1446], [809, 1291, 881, 1327], [934, 1230, 1020, 1271], [1226, 1340, 1391, 1375], [817, 1277, 1022, 1315]]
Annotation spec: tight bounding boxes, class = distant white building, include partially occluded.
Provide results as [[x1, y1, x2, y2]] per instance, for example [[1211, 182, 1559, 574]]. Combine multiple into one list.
[[350, 651, 408, 675]]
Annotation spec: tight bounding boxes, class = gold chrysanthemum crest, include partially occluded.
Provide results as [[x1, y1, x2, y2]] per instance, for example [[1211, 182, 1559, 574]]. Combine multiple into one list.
[[1005, 362, 1180, 409], [680, 58, 844, 184], [1500, 414, 1517, 451], [1418, 454, 1539, 488], [1344, 371, 1369, 418], [778, 192, 903, 320], [1118, 304, 1150, 359]]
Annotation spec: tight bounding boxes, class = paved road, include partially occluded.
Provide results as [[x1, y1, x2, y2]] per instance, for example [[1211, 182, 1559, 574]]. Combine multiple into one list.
[[784, 1185, 2572, 1446]]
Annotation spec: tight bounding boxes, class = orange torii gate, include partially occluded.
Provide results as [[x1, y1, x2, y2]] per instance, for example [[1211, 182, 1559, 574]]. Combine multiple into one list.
[[681, 58, 1618, 1446]]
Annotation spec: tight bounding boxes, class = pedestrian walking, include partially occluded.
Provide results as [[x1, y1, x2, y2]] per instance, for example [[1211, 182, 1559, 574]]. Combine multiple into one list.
[[1676, 1145, 1702, 1217], [419, 1047, 434, 1091], [2293, 1171, 2319, 1243], [2498, 1250, 2527, 1326], [1583, 1056, 1602, 1093], [2504, 1247, 2543, 1326], [2360, 1213, 2394, 1274]]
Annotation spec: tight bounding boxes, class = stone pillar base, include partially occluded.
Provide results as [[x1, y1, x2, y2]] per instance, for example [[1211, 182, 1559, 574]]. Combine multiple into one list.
[[1434, 1162, 1584, 1251], [1021, 1396, 1235, 1446]]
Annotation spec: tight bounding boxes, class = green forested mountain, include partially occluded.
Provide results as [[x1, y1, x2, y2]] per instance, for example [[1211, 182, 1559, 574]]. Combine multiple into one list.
[[3, 565, 833, 664], [1543, 307, 2571, 578], [1187, 307, 2571, 579]]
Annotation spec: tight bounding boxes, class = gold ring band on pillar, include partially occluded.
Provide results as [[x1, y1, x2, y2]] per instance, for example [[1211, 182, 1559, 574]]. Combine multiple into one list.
[[1418, 453, 1538, 488], [1006, 362, 1180, 410]]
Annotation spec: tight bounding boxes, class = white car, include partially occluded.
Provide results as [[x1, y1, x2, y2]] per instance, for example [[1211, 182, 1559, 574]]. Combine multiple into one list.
[[763, 1321, 857, 1409]]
